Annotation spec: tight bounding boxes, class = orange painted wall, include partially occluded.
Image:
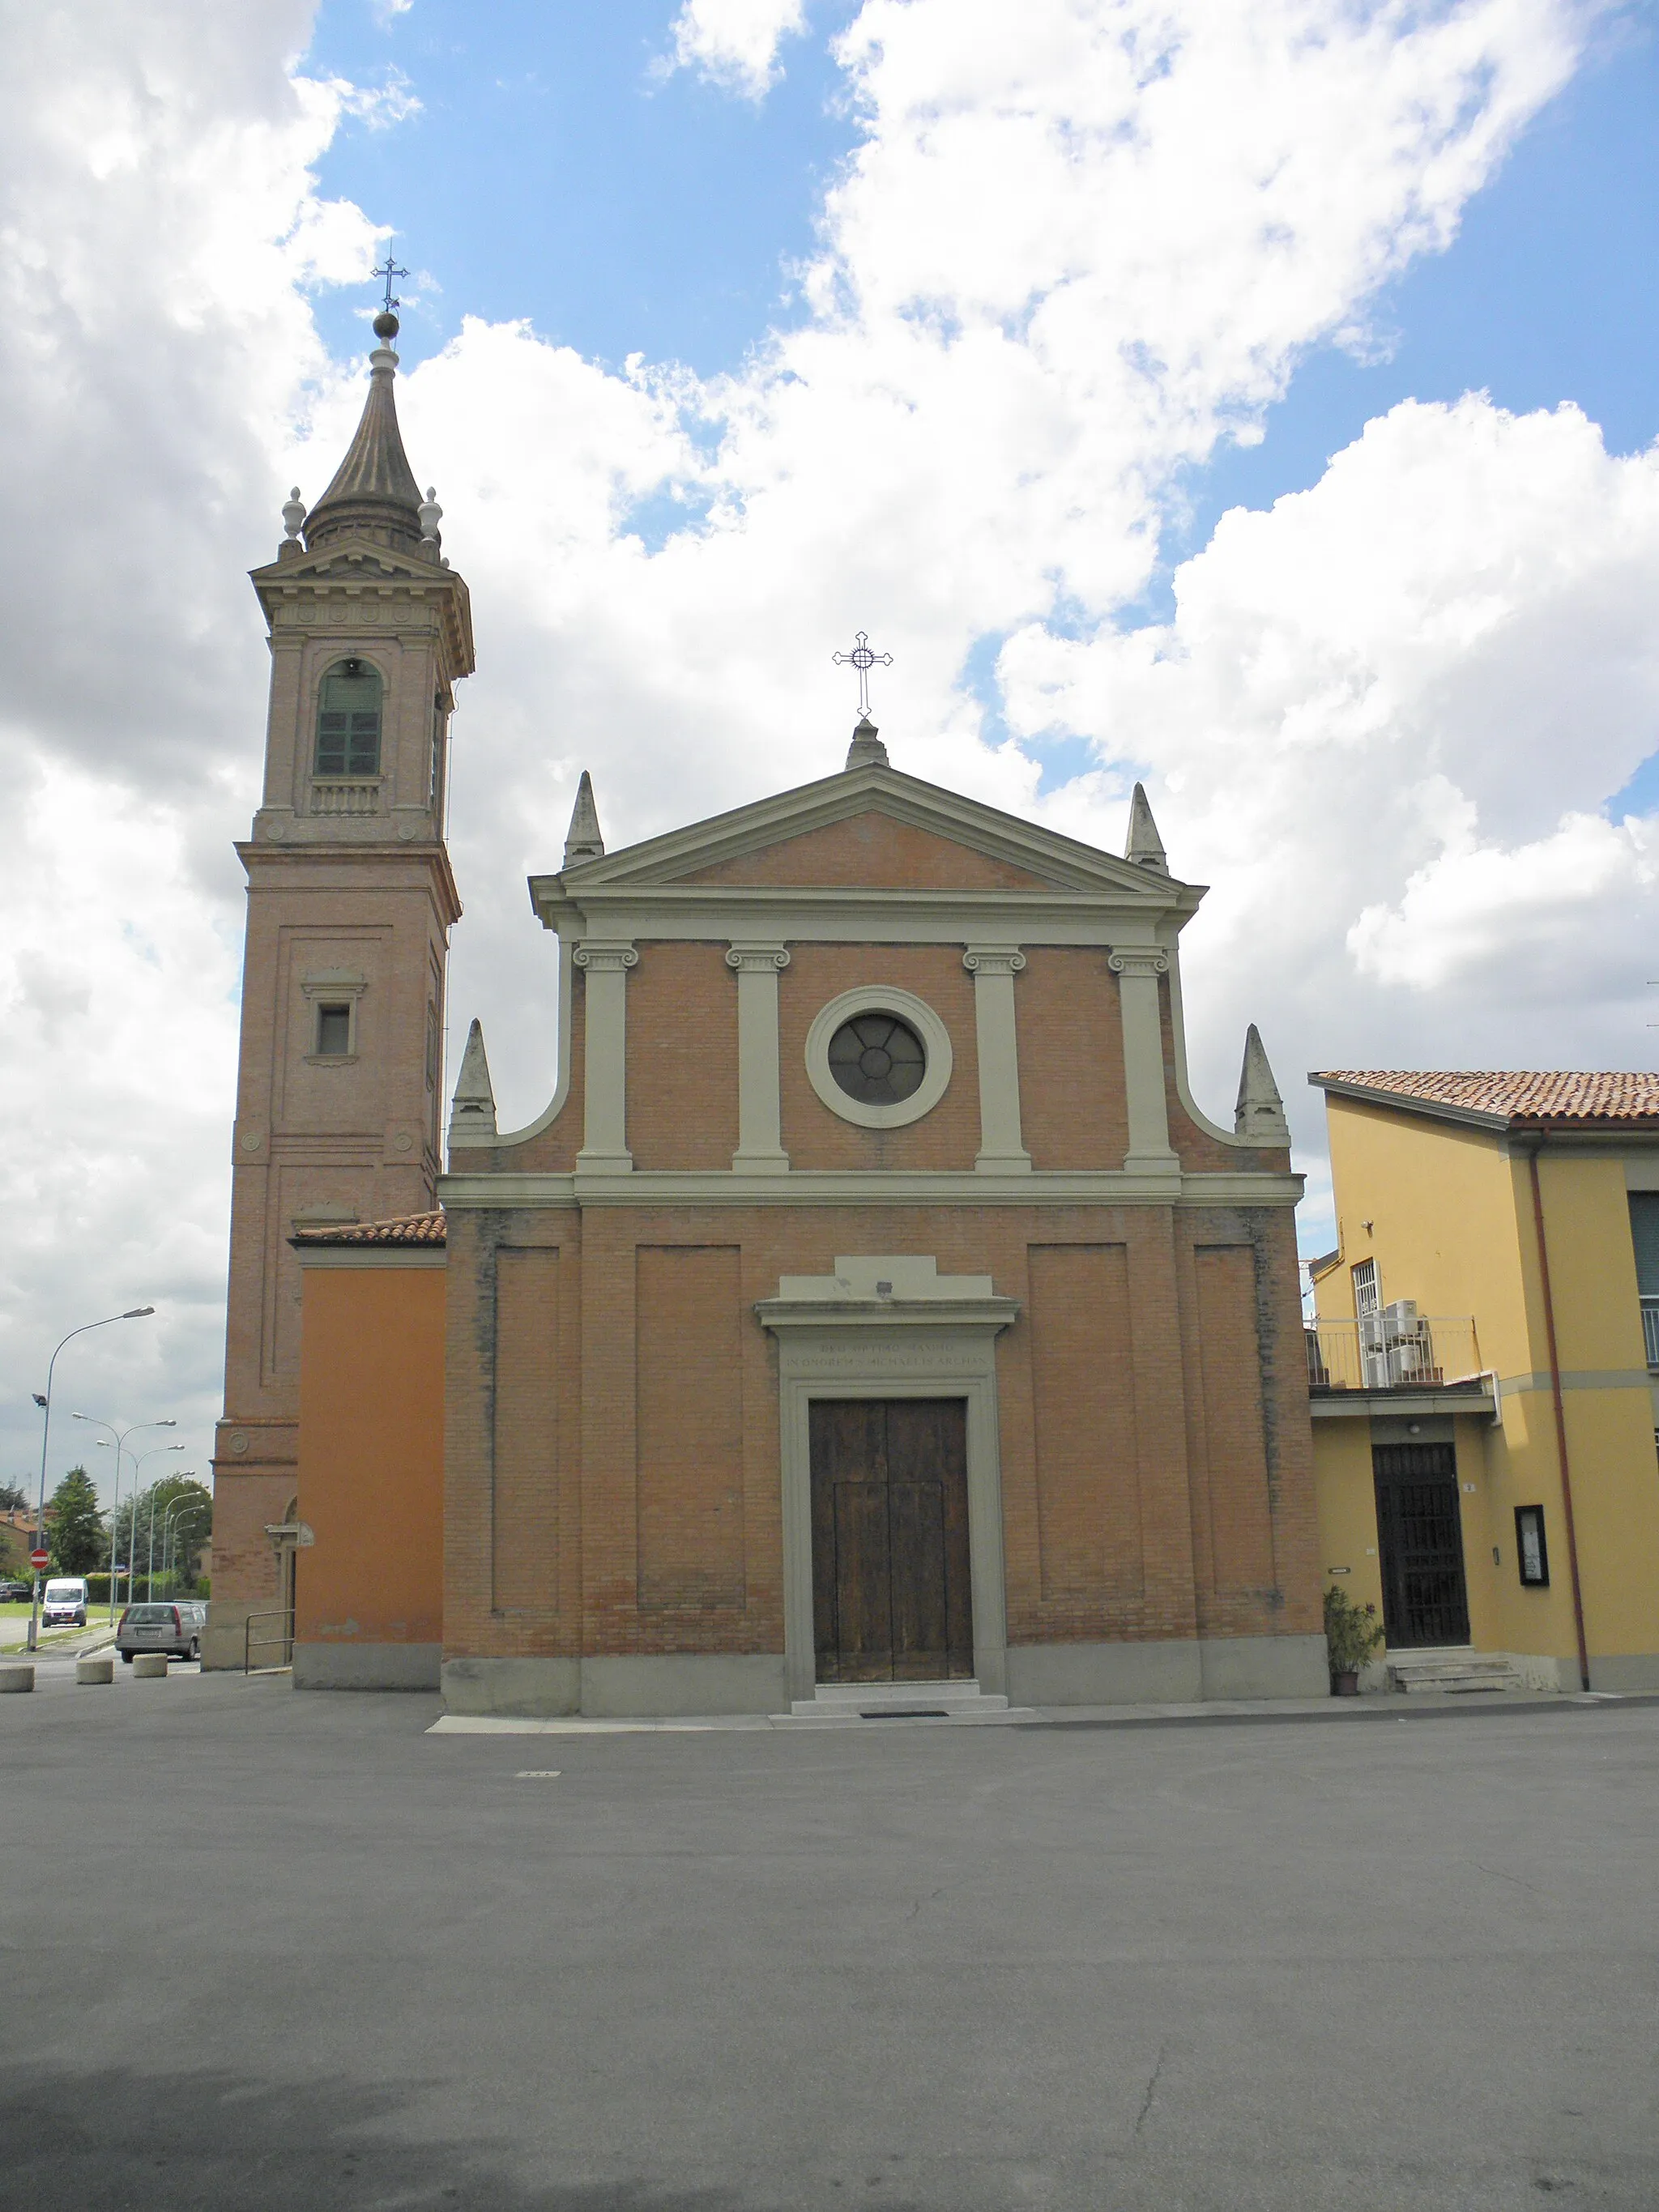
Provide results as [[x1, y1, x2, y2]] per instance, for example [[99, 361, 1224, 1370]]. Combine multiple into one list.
[[296, 1262, 446, 1649]]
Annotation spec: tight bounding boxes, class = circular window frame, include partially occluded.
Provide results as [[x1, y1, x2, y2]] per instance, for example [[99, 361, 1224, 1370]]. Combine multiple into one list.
[[805, 986, 953, 1130]]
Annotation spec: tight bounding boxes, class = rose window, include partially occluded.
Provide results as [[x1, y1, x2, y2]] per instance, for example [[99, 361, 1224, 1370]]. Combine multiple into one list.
[[826, 1012, 927, 1106]]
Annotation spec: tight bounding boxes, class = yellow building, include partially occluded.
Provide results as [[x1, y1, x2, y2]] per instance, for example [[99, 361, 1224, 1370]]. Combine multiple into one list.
[[1307, 1072, 1659, 1694]]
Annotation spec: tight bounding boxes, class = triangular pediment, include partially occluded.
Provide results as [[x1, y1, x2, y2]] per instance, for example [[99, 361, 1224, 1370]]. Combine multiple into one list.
[[549, 763, 1198, 904], [249, 536, 453, 590], [676, 812, 1056, 892]]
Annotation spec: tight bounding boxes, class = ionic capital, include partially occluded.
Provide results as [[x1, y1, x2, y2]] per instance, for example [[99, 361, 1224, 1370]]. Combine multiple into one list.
[[963, 945, 1026, 978], [1107, 946, 1169, 979], [726, 943, 791, 974], [572, 940, 638, 973]]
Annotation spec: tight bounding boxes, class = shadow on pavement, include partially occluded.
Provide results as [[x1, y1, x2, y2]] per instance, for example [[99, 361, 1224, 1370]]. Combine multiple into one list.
[[0, 2063, 811, 2212]]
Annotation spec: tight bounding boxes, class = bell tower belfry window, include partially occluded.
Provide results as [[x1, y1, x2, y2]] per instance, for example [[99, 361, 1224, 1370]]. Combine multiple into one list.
[[314, 658, 384, 778], [207, 276, 475, 1669]]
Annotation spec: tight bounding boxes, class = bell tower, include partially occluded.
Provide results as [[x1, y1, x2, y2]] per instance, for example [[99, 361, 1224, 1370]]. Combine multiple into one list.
[[205, 303, 475, 1664]]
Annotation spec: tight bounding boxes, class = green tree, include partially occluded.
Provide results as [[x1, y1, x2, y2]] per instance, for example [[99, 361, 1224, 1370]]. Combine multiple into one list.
[[49, 1467, 107, 1576], [127, 1475, 212, 1589], [0, 1479, 28, 1514]]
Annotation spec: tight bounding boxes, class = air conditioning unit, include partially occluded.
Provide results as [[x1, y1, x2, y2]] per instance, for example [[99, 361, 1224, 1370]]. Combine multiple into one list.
[[1359, 1301, 1436, 1385]]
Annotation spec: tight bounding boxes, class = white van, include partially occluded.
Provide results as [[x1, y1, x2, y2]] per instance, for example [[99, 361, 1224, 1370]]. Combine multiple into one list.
[[42, 1578, 89, 1627]]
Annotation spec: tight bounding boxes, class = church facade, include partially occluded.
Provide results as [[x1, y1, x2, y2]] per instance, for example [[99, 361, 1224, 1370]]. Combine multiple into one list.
[[209, 312, 1328, 1711]]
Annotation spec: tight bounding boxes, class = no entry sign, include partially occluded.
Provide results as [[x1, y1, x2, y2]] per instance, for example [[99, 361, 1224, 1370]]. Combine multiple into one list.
[[29, 1549, 49, 1571]]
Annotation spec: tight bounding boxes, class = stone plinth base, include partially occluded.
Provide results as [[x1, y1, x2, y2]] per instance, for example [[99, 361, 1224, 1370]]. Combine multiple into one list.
[[441, 1654, 788, 1720], [1008, 1634, 1330, 1707], [294, 1642, 441, 1691]]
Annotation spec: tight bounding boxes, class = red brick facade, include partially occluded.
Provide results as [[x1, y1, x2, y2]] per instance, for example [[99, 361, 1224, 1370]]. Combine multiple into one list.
[[424, 763, 1324, 1711]]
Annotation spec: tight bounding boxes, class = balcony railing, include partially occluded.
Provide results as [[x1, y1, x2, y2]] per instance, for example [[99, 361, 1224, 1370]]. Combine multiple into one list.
[[1642, 1296, 1659, 1372], [1306, 1308, 1482, 1393], [309, 778, 382, 817]]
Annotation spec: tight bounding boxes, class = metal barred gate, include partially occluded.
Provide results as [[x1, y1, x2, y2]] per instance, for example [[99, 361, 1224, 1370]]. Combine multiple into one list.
[[1372, 1443, 1470, 1648]]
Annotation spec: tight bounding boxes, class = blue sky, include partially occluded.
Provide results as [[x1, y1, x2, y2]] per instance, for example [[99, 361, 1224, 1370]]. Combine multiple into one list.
[[305, 3, 1659, 478], [302, 2, 1659, 797], [303, 2, 864, 377]]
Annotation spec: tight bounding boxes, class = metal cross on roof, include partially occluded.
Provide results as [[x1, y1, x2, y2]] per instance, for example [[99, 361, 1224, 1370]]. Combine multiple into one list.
[[373, 251, 409, 313], [833, 630, 893, 720]]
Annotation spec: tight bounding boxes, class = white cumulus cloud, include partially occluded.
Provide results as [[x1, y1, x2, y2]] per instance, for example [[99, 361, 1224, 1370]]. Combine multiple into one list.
[[663, 0, 808, 98], [1000, 393, 1659, 1073]]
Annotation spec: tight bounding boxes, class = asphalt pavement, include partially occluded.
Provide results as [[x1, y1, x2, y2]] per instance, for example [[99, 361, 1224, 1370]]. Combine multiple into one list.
[[2, 1665, 1656, 2210]]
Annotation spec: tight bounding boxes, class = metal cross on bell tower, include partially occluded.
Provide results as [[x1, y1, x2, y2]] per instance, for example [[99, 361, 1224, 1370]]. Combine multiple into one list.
[[833, 630, 893, 721], [373, 251, 409, 314]]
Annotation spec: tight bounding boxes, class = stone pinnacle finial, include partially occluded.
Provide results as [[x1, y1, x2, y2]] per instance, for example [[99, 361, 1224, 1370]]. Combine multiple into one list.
[[563, 770, 604, 867], [449, 1018, 497, 1142], [418, 484, 442, 552], [1124, 782, 1168, 873], [1235, 1023, 1290, 1146], [282, 487, 306, 540], [845, 716, 889, 771]]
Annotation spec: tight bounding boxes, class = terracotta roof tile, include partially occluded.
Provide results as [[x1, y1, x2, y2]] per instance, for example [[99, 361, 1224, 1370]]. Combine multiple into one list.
[[291, 1210, 446, 1247], [1311, 1071, 1659, 1126]]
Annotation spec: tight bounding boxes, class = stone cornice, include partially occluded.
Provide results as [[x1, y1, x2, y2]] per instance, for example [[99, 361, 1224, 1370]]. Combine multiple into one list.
[[528, 884, 1192, 947], [436, 1167, 1303, 1211], [755, 1296, 1021, 1332], [235, 838, 463, 927], [250, 536, 475, 679]]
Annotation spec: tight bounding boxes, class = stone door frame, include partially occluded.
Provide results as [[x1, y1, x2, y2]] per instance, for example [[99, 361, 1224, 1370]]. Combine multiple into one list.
[[757, 1281, 1018, 1703]]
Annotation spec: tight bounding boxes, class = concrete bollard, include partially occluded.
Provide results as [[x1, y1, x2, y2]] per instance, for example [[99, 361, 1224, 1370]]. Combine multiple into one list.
[[76, 1656, 115, 1686], [0, 1663, 36, 1694], [131, 1652, 169, 1680]]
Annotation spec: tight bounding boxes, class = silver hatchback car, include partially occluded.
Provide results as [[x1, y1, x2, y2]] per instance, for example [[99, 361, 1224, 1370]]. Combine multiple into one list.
[[117, 1601, 206, 1663]]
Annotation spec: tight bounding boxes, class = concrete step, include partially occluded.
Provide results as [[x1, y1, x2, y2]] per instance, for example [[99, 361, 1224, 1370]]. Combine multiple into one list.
[[789, 1679, 1009, 1720], [1387, 1652, 1526, 1695]]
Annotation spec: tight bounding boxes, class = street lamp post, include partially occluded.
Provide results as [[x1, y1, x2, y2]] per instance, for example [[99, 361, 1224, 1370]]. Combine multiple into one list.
[[28, 1308, 155, 1652], [75, 1415, 177, 1622], [159, 1494, 205, 1598], [134, 1445, 187, 1601]]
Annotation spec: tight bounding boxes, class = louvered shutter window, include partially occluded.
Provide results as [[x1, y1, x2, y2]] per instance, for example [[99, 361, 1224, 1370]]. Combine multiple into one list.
[[314, 659, 383, 777], [1630, 1194, 1659, 1296]]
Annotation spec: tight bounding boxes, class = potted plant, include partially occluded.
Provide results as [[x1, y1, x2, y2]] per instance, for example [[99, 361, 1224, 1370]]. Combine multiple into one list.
[[1324, 1584, 1384, 1696]]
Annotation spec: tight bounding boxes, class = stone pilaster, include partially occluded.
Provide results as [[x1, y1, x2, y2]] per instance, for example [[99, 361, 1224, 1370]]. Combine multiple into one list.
[[963, 945, 1030, 1173], [574, 941, 638, 1172], [1108, 945, 1178, 1174], [726, 943, 791, 1174]]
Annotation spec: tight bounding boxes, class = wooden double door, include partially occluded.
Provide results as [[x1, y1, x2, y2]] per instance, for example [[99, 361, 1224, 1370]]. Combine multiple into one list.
[[809, 1399, 974, 1683], [1373, 1443, 1470, 1648]]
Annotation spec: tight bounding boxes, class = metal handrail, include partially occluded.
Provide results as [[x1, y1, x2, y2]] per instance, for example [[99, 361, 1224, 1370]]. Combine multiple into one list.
[[244, 1608, 295, 1674], [1641, 1295, 1659, 1373], [1306, 1315, 1481, 1392]]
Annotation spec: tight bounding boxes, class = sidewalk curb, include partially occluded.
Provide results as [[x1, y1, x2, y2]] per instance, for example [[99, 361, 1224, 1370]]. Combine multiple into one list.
[[1017, 1692, 1659, 1733], [424, 1691, 1659, 1738]]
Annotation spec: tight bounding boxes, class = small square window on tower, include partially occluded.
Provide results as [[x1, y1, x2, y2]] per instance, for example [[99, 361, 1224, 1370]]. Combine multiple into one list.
[[315, 1003, 352, 1057]]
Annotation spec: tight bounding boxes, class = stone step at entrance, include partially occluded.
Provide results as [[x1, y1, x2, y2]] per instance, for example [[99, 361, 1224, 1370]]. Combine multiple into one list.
[[786, 1679, 1017, 1723], [1387, 1649, 1526, 1695]]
